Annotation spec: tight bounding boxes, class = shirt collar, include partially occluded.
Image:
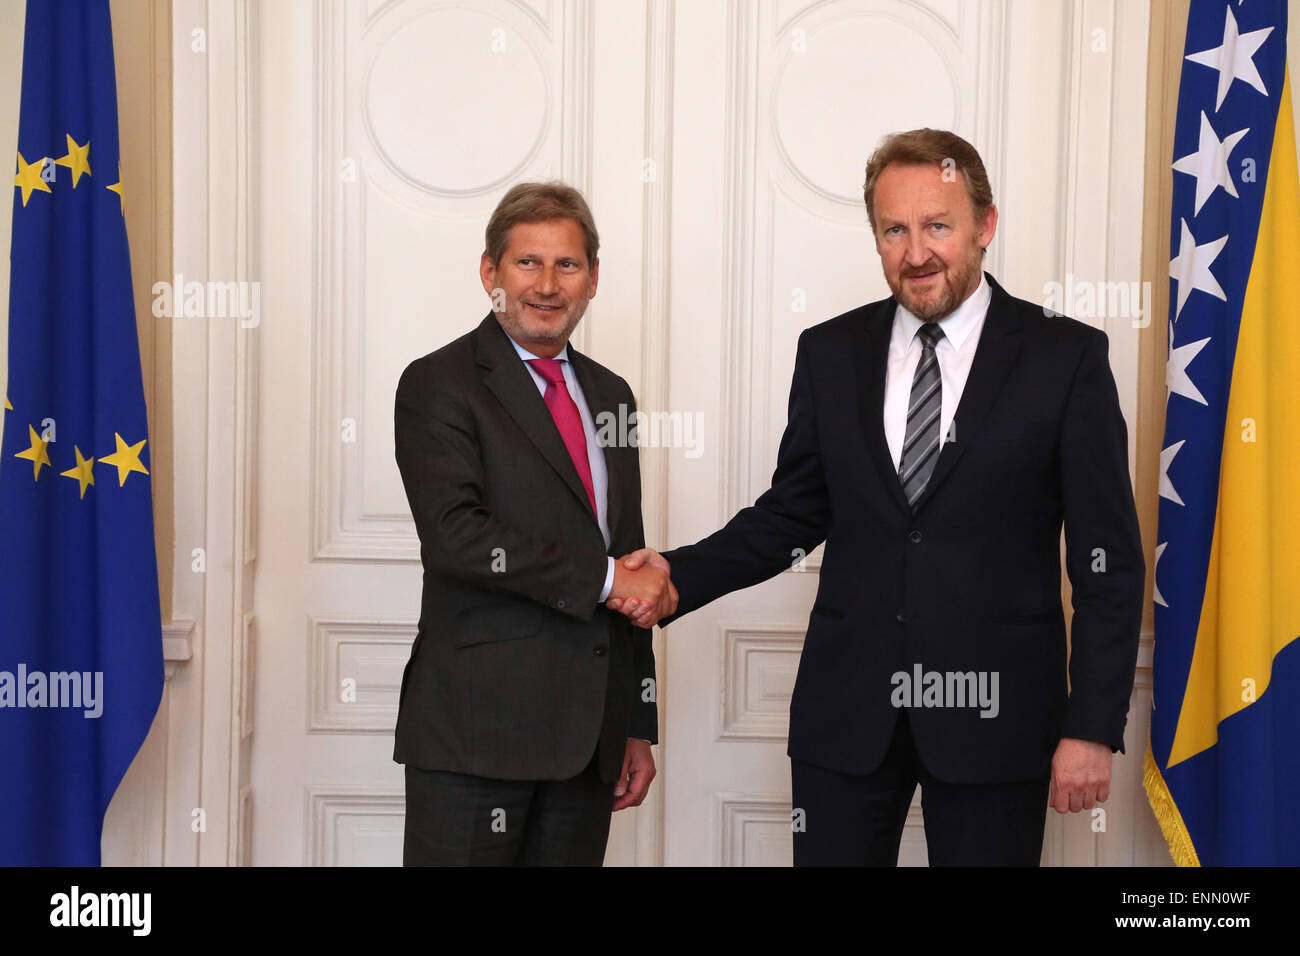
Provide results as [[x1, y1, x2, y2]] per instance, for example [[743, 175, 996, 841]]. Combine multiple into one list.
[[893, 270, 991, 352], [506, 332, 570, 365]]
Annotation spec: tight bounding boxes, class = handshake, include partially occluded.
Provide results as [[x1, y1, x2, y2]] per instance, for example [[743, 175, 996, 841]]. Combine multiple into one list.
[[606, 549, 676, 628]]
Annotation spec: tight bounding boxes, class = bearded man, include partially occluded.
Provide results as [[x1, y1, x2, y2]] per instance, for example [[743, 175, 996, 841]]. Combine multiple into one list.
[[611, 129, 1144, 866]]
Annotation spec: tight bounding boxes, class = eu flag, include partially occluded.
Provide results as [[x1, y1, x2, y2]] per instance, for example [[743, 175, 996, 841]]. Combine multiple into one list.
[[1145, 0, 1300, 864], [0, 0, 164, 864]]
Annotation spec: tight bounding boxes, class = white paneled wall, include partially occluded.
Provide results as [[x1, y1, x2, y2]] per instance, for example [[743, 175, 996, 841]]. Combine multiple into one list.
[[140, 0, 1166, 866]]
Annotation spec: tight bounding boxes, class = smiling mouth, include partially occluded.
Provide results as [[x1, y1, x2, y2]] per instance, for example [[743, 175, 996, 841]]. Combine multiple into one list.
[[527, 302, 565, 312]]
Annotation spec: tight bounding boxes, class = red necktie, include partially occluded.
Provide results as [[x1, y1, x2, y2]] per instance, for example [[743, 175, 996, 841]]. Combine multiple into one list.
[[527, 358, 598, 516]]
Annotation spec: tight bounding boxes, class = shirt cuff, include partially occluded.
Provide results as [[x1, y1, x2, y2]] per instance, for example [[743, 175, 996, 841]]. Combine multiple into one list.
[[598, 556, 615, 603]]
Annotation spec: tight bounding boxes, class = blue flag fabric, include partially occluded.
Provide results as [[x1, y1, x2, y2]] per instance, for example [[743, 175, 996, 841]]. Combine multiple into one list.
[[0, 0, 164, 865]]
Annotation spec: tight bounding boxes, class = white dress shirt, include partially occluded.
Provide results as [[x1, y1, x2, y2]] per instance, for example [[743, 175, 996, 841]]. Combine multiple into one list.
[[509, 336, 617, 602], [883, 272, 992, 472]]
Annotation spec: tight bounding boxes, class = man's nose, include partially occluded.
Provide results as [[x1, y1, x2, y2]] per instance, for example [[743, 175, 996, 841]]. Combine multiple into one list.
[[535, 266, 559, 294], [903, 231, 931, 267]]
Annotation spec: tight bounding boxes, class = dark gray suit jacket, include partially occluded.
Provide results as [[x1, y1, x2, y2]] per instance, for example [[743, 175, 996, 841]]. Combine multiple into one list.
[[393, 314, 658, 784]]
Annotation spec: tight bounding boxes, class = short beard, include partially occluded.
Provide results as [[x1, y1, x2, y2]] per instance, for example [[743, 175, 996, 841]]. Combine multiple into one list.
[[889, 247, 984, 323], [498, 300, 586, 347], [897, 280, 962, 323]]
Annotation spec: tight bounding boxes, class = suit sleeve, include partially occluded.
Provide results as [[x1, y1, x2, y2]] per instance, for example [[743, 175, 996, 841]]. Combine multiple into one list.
[[1057, 329, 1145, 753], [394, 360, 609, 621], [629, 614, 659, 743], [661, 329, 831, 621]]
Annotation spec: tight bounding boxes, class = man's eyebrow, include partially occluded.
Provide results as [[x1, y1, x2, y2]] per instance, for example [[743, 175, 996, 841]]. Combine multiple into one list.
[[513, 251, 584, 261], [877, 208, 951, 225]]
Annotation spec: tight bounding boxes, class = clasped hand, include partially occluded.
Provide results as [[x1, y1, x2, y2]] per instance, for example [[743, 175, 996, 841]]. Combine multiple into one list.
[[606, 549, 675, 628]]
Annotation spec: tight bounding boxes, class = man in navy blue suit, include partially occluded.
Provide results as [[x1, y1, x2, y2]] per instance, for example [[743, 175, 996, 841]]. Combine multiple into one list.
[[610, 129, 1144, 866]]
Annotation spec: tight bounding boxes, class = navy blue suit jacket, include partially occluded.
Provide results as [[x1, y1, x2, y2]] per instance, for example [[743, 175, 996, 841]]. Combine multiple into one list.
[[663, 273, 1144, 784]]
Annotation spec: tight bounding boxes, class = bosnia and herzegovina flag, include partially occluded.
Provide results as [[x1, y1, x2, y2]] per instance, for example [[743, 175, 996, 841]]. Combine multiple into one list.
[[0, 1, 163, 864], [1146, 0, 1299, 866]]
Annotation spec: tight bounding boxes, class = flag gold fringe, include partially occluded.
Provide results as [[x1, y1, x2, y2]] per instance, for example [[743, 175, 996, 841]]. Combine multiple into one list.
[[1143, 742, 1200, 867]]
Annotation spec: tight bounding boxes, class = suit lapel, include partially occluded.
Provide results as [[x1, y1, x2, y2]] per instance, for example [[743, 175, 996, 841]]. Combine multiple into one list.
[[852, 302, 914, 515], [474, 314, 600, 525], [909, 273, 1026, 513]]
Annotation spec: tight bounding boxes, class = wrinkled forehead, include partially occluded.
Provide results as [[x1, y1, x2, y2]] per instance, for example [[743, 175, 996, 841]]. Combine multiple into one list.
[[501, 218, 590, 262], [873, 163, 972, 222], [504, 217, 587, 247]]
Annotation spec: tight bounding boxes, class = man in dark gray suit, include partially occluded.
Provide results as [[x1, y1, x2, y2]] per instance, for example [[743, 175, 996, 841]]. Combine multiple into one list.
[[393, 181, 676, 865]]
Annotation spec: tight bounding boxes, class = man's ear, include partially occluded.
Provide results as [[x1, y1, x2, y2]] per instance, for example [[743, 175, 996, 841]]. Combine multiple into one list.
[[978, 204, 998, 251], [588, 256, 599, 298]]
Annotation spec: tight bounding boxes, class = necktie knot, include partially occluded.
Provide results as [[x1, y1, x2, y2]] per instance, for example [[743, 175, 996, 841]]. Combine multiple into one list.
[[527, 357, 567, 387], [917, 323, 945, 349]]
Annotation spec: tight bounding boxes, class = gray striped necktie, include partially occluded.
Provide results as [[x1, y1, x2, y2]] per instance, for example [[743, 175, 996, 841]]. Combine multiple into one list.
[[898, 323, 945, 507]]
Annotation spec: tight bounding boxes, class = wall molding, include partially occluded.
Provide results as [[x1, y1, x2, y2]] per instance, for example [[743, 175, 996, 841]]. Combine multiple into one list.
[[168, 0, 261, 866], [717, 622, 803, 742], [716, 791, 790, 866], [162, 618, 194, 681], [308, 616, 414, 734], [305, 785, 406, 866]]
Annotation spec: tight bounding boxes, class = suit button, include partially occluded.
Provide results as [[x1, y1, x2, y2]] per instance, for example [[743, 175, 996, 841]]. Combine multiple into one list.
[[896, 611, 905, 623], [909, 530, 922, 544], [556, 598, 566, 609], [594, 646, 607, 656]]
